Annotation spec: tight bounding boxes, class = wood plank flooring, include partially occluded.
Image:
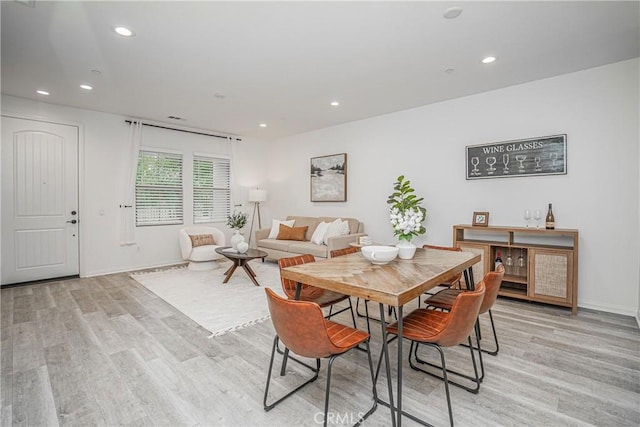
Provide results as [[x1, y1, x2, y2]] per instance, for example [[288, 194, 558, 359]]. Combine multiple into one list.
[[1, 269, 639, 426]]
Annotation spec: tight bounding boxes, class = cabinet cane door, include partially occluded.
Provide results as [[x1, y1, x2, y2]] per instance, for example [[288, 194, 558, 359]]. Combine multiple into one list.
[[529, 248, 573, 305], [1, 116, 80, 285]]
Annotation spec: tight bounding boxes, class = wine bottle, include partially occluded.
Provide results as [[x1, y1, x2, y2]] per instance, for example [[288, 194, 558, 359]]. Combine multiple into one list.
[[545, 203, 555, 229], [495, 250, 503, 269]]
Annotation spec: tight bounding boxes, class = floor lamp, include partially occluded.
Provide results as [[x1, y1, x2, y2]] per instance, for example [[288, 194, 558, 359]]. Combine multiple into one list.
[[248, 189, 267, 245]]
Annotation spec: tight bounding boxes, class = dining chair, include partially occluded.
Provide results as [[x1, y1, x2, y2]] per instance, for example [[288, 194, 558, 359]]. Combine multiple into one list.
[[419, 245, 464, 305], [425, 264, 505, 357], [329, 246, 374, 334], [278, 254, 357, 326], [262, 288, 377, 427], [278, 254, 358, 373], [384, 281, 486, 427]]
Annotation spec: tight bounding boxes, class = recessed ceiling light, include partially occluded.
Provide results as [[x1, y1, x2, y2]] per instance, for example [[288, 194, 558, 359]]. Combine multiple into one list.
[[259, 123, 267, 128], [114, 26, 134, 37], [36, 90, 50, 96], [330, 101, 340, 107], [482, 56, 497, 64], [443, 7, 463, 19], [80, 84, 93, 90]]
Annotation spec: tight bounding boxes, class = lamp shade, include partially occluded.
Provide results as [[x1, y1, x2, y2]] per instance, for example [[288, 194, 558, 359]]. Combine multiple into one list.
[[248, 189, 267, 203]]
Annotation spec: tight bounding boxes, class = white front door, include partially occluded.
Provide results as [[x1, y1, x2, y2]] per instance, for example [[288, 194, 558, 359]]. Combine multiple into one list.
[[1, 116, 79, 285]]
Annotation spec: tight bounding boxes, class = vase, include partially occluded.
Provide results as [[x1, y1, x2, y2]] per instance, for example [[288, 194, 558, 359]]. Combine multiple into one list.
[[396, 240, 416, 260], [237, 241, 249, 254], [230, 230, 245, 250]]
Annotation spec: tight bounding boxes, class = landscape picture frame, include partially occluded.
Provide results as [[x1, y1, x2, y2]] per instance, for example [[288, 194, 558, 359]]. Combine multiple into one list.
[[310, 153, 347, 202]]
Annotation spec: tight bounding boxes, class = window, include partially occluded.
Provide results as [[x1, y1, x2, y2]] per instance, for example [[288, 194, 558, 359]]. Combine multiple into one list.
[[193, 155, 231, 223], [135, 150, 183, 226]]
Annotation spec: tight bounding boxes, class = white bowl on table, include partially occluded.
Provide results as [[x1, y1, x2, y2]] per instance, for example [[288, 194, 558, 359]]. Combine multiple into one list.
[[361, 245, 399, 265]]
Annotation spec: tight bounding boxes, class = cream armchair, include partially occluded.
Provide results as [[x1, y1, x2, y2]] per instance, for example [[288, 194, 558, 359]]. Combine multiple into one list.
[[179, 226, 226, 270]]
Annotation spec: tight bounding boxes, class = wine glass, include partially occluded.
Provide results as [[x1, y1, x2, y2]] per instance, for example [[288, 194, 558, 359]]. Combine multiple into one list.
[[524, 209, 531, 228], [534, 210, 542, 228], [471, 157, 480, 175], [515, 154, 527, 172], [505, 249, 513, 275], [534, 156, 542, 172], [517, 248, 526, 271], [502, 154, 510, 174], [486, 156, 496, 174]]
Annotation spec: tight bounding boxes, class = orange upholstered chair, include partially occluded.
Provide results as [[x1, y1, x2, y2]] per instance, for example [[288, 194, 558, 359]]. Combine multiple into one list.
[[385, 281, 486, 427], [329, 246, 359, 258], [278, 254, 356, 317], [420, 245, 464, 304], [425, 264, 505, 357], [262, 288, 377, 427]]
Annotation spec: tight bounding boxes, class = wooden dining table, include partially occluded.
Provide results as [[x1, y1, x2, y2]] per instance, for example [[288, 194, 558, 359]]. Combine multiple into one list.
[[281, 246, 481, 427]]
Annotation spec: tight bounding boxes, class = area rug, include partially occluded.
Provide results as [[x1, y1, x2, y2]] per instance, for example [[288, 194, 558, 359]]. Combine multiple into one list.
[[131, 260, 285, 337]]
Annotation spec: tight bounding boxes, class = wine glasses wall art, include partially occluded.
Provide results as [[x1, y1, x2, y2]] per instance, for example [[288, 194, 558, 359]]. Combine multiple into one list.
[[465, 134, 567, 180]]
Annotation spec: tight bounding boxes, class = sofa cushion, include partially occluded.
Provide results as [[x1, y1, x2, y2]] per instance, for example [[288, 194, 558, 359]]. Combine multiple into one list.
[[310, 221, 331, 245], [268, 219, 295, 238], [286, 216, 320, 241], [277, 224, 308, 241], [257, 238, 292, 252], [318, 216, 359, 234], [288, 241, 328, 258]]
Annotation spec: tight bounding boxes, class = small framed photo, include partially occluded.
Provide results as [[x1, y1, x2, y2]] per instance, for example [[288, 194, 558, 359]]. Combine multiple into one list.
[[472, 212, 489, 227]]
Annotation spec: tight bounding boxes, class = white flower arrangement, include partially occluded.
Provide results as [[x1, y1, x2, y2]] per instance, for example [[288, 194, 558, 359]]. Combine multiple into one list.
[[387, 175, 426, 242]]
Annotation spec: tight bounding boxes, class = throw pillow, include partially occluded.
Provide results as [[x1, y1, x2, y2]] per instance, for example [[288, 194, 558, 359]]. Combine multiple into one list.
[[190, 234, 215, 247], [310, 221, 331, 245], [268, 219, 295, 239], [276, 224, 308, 241], [323, 218, 345, 245]]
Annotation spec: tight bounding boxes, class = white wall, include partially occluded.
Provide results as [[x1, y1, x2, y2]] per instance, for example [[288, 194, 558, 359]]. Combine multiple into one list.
[[267, 59, 640, 316], [1, 95, 270, 277]]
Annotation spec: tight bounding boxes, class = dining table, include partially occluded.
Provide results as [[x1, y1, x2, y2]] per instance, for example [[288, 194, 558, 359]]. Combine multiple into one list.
[[280, 246, 481, 427]]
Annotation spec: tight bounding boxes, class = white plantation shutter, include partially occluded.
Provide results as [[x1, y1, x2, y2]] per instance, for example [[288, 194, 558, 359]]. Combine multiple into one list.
[[135, 150, 183, 226], [193, 155, 231, 223]]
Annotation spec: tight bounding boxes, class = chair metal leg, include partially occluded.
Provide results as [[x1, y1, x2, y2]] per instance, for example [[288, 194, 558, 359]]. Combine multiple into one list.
[[264, 336, 320, 411], [460, 310, 499, 356], [410, 334, 482, 394]]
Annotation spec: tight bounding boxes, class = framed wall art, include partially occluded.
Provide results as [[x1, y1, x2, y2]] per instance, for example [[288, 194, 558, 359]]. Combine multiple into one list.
[[466, 134, 567, 180], [310, 153, 347, 202]]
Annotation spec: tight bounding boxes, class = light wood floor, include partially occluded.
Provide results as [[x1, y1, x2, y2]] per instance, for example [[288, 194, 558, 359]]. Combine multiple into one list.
[[1, 269, 639, 426]]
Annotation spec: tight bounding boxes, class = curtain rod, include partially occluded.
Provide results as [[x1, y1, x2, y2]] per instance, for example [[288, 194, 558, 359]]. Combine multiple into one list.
[[125, 120, 241, 141]]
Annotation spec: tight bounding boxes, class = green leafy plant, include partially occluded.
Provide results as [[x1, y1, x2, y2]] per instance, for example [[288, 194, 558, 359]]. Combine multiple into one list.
[[227, 210, 248, 230], [387, 175, 427, 242]]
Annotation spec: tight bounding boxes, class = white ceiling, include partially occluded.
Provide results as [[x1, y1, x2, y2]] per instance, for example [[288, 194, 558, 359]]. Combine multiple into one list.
[[2, 1, 639, 141]]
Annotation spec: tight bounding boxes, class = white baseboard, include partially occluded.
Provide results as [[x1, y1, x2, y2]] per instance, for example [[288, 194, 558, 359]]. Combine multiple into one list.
[[578, 300, 638, 317], [82, 259, 185, 278]]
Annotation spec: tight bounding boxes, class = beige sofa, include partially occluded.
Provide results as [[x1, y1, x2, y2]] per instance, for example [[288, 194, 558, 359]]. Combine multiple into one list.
[[255, 215, 365, 260]]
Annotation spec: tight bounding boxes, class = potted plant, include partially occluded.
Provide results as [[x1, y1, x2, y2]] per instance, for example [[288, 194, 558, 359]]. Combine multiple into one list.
[[387, 175, 427, 259], [227, 210, 248, 250]]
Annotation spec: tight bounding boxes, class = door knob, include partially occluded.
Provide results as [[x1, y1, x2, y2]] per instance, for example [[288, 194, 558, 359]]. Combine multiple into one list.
[[66, 219, 77, 224], [71, 210, 77, 215]]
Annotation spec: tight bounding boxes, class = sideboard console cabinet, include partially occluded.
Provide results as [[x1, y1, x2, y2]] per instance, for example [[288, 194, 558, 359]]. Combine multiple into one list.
[[453, 225, 579, 314]]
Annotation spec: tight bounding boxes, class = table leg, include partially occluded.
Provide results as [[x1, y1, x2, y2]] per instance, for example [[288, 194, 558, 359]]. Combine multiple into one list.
[[242, 263, 261, 286], [244, 261, 258, 278], [374, 303, 397, 427], [396, 305, 403, 427], [222, 262, 239, 284]]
